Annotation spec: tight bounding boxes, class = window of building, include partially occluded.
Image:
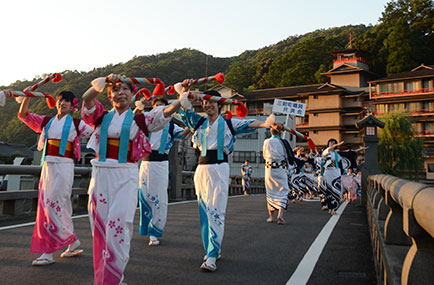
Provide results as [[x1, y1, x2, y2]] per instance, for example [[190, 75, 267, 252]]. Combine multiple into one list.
[[405, 81, 416, 91], [313, 130, 318, 134], [264, 129, 271, 139], [313, 113, 318, 116], [392, 82, 403, 92], [376, 104, 388, 113], [259, 151, 265, 163], [296, 116, 309, 124], [313, 95, 318, 99], [423, 80, 433, 90], [425, 122, 434, 135], [389, 103, 405, 112], [263, 103, 272, 115], [248, 102, 257, 110], [237, 130, 258, 139], [232, 151, 256, 163], [427, 163, 434, 173], [379, 82, 404, 93], [406, 102, 422, 112]]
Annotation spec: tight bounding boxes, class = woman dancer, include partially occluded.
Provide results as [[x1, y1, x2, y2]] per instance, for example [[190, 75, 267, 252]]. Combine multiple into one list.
[[136, 96, 189, 246], [5, 89, 93, 265], [178, 79, 283, 272], [82, 74, 181, 285], [318, 139, 365, 215]]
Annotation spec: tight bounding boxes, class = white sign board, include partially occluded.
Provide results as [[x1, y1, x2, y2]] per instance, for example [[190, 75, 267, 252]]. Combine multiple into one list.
[[272, 99, 306, 117]]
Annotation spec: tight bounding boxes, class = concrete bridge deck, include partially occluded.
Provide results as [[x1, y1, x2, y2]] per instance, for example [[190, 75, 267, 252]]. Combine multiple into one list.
[[0, 194, 376, 285]]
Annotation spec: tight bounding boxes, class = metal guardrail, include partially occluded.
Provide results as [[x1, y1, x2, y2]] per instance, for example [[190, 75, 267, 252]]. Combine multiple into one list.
[[0, 165, 265, 218], [367, 174, 434, 285], [0, 165, 92, 175]]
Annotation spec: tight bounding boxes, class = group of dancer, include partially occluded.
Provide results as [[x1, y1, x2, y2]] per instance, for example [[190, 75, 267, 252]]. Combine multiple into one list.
[[263, 129, 365, 224], [2, 74, 284, 284]]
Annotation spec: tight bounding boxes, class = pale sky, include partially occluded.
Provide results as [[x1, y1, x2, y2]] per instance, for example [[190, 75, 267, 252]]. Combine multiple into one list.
[[0, 0, 390, 86]]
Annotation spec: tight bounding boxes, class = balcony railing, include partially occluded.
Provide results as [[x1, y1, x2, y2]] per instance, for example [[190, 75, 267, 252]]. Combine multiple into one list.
[[373, 109, 434, 116], [371, 88, 434, 98], [414, 130, 434, 137], [248, 108, 264, 115], [333, 56, 367, 65], [295, 122, 309, 128]]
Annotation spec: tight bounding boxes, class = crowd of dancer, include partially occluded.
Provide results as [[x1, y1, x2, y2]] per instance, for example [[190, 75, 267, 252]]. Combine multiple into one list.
[[1, 73, 287, 284], [263, 130, 365, 225], [1, 72, 365, 284]]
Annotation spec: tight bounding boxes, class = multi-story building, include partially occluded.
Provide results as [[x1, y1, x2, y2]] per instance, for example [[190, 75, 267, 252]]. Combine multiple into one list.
[[235, 47, 375, 177], [369, 64, 434, 179], [148, 50, 434, 181]]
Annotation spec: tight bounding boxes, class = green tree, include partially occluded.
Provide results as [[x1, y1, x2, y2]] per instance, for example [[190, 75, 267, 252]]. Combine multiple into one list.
[[378, 111, 424, 180], [315, 64, 330, 84], [224, 60, 256, 92], [385, 18, 420, 75], [355, 0, 434, 75]]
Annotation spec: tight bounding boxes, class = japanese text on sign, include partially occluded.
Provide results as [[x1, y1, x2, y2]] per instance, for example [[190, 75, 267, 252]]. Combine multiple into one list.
[[271, 99, 306, 117]]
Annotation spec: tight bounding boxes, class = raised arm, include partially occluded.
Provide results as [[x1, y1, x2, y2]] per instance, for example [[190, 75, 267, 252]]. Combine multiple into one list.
[[82, 73, 121, 109], [247, 120, 284, 130], [322, 141, 345, 156], [163, 100, 181, 118], [4, 88, 31, 119], [178, 79, 194, 112], [82, 87, 100, 110], [353, 146, 368, 153], [18, 97, 31, 120], [133, 97, 148, 115]]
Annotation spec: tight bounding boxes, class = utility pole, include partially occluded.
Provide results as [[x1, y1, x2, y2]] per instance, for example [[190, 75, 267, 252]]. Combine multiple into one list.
[[205, 55, 208, 90]]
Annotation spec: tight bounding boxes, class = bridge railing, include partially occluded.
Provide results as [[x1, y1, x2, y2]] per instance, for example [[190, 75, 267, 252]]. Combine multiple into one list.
[[0, 165, 265, 219], [367, 174, 434, 285]]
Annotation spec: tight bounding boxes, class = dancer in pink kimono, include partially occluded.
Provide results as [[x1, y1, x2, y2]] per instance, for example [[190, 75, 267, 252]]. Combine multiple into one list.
[[4, 89, 94, 266], [81, 74, 181, 285]]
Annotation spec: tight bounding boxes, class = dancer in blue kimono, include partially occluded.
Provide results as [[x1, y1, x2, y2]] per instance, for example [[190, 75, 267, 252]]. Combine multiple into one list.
[[241, 160, 253, 195], [136, 97, 189, 246], [177, 79, 282, 272]]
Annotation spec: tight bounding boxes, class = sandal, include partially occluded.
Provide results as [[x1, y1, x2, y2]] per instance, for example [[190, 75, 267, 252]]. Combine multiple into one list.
[[277, 218, 287, 225], [148, 239, 160, 246], [266, 217, 274, 223], [60, 249, 84, 258], [32, 258, 55, 266], [200, 261, 217, 272]]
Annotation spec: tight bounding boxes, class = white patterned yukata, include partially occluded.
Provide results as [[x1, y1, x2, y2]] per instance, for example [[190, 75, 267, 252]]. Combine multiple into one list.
[[179, 108, 254, 259]]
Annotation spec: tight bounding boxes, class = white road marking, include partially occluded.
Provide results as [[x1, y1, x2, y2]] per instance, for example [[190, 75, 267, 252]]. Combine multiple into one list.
[[286, 201, 349, 285]]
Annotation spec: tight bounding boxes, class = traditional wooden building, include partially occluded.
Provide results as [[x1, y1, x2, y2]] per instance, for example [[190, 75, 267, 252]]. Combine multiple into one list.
[[369, 64, 434, 179], [244, 46, 375, 150]]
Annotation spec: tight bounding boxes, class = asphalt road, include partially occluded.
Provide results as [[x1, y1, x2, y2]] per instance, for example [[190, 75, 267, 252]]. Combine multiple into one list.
[[0, 194, 376, 285]]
